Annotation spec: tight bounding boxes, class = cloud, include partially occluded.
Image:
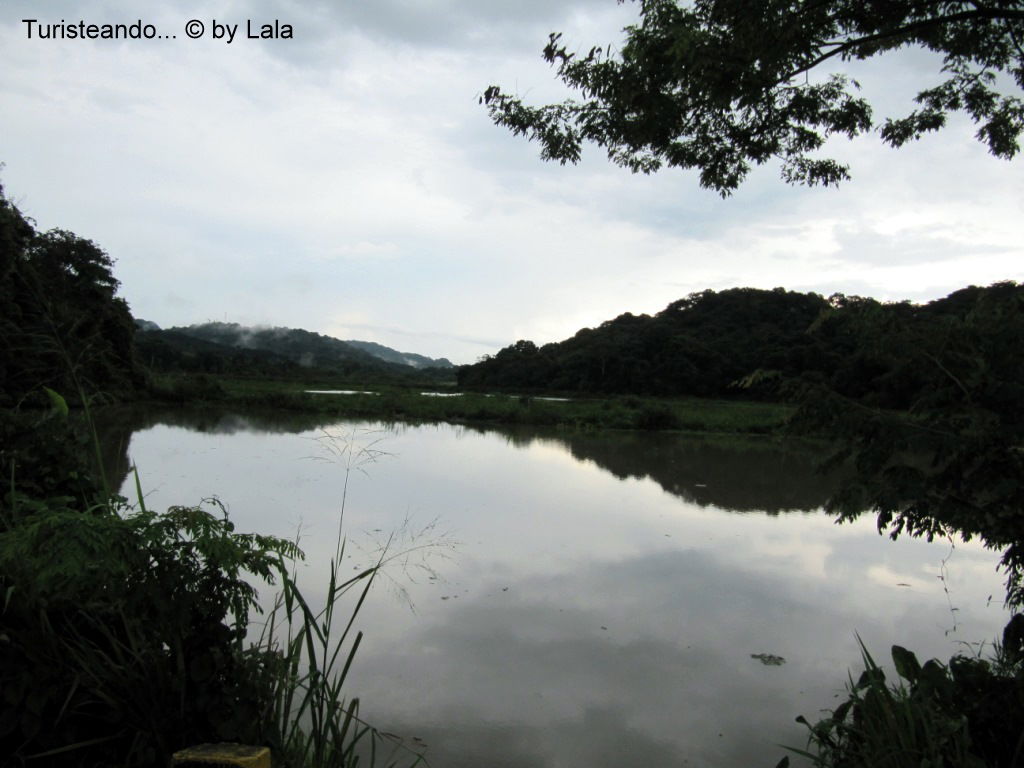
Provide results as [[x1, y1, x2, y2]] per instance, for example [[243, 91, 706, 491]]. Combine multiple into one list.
[[1, 0, 1021, 364]]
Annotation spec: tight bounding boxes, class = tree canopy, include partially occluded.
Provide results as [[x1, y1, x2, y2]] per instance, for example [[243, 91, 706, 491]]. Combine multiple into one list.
[[483, 0, 1024, 194], [0, 183, 142, 407]]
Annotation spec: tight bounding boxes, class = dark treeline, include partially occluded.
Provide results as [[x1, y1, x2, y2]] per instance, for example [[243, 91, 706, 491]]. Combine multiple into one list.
[[460, 287, 827, 396], [458, 284, 1023, 409], [0, 185, 145, 409]]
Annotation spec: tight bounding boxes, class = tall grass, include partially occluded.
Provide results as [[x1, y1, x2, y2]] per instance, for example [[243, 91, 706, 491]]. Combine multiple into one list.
[[251, 428, 427, 768]]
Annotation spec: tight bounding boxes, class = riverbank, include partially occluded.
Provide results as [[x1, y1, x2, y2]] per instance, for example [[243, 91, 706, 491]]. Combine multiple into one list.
[[147, 374, 795, 435]]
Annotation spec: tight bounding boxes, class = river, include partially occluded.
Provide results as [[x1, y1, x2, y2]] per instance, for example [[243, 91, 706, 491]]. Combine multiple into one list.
[[99, 406, 1010, 768]]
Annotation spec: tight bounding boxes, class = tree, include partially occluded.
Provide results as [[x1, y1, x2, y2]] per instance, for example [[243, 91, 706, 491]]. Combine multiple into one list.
[[0, 183, 143, 406], [483, 0, 1024, 194]]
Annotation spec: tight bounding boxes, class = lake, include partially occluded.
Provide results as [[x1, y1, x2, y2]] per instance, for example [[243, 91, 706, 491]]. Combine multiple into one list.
[[101, 406, 1010, 768]]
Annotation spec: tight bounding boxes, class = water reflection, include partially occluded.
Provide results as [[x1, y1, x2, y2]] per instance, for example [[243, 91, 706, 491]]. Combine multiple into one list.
[[100, 405, 1010, 768], [94, 404, 340, 497], [98, 405, 836, 515], [455, 425, 838, 513]]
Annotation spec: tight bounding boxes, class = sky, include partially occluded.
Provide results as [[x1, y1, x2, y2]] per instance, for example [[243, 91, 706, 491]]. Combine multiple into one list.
[[2, 1, 1022, 364]]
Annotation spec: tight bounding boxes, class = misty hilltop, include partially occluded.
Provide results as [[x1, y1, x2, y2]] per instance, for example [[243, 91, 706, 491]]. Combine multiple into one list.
[[134, 320, 454, 383], [342, 339, 453, 370]]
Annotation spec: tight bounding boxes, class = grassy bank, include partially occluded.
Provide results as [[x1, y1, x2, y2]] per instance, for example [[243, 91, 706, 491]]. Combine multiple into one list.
[[149, 374, 795, 435]]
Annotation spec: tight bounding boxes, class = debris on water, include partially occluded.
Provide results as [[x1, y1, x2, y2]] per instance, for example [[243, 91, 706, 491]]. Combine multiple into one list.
[[600, 626, 608, 630], [751, 653, 786, 666], [897, 582, 911, 587], [441, 596, 449, 600], [502, 587, 509, 591]]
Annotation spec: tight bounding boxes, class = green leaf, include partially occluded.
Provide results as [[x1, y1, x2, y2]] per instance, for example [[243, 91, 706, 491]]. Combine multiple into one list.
[[42, 386, 68, 417], [891, 645, 922, 683]]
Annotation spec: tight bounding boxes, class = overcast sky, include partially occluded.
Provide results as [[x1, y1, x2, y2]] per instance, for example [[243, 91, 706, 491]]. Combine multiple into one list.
[[2, 1, 1021, 363]]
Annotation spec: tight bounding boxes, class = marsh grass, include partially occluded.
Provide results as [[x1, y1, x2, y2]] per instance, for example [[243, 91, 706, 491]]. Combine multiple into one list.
[[157, 374, 795, 435]]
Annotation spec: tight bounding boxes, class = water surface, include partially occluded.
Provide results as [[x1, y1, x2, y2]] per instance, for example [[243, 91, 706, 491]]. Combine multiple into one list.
[[104, 407, 1010, 768]]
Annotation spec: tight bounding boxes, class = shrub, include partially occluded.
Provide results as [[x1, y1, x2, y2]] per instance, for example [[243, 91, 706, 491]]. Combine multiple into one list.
[[0, 494, 299, 766]]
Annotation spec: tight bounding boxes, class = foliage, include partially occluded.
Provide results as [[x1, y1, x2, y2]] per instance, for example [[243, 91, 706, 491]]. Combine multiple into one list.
[[1, 398, 419, 768], [458, 287, 829, 396], [0, 183, 144, 408], [779, 637, 1024, 768], [0, 407, 106, 511], [484, 0, 1024, 194], [0, 491, 301, 766]]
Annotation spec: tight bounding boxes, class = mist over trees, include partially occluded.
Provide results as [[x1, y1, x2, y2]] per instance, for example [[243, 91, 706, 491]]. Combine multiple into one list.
[[135, 322, 455, 384]]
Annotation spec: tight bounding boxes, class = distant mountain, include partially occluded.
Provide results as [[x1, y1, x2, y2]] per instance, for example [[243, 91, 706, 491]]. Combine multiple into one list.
[[344, 339, 453, 369], [166, 322, 452, 370], [168, 323, 380, 368], [134, 321, 454, 382]]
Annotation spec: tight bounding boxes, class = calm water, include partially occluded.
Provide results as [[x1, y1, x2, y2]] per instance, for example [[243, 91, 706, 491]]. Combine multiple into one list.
[[101, 406, 1010, 768]]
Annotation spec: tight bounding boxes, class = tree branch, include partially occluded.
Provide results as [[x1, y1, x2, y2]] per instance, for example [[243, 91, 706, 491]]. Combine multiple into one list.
[[780, 9, 1023, 84]]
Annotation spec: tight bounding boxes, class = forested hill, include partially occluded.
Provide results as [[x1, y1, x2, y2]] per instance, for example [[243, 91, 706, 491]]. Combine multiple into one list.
[[458, 288, 829, 396], [457, 284, 1024, 404], [166, 322, 452, 369], [135, 321, 454, 382]]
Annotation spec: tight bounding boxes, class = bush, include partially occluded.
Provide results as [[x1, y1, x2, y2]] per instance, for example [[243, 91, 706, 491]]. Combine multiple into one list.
[[0, 494, 299, 766]]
